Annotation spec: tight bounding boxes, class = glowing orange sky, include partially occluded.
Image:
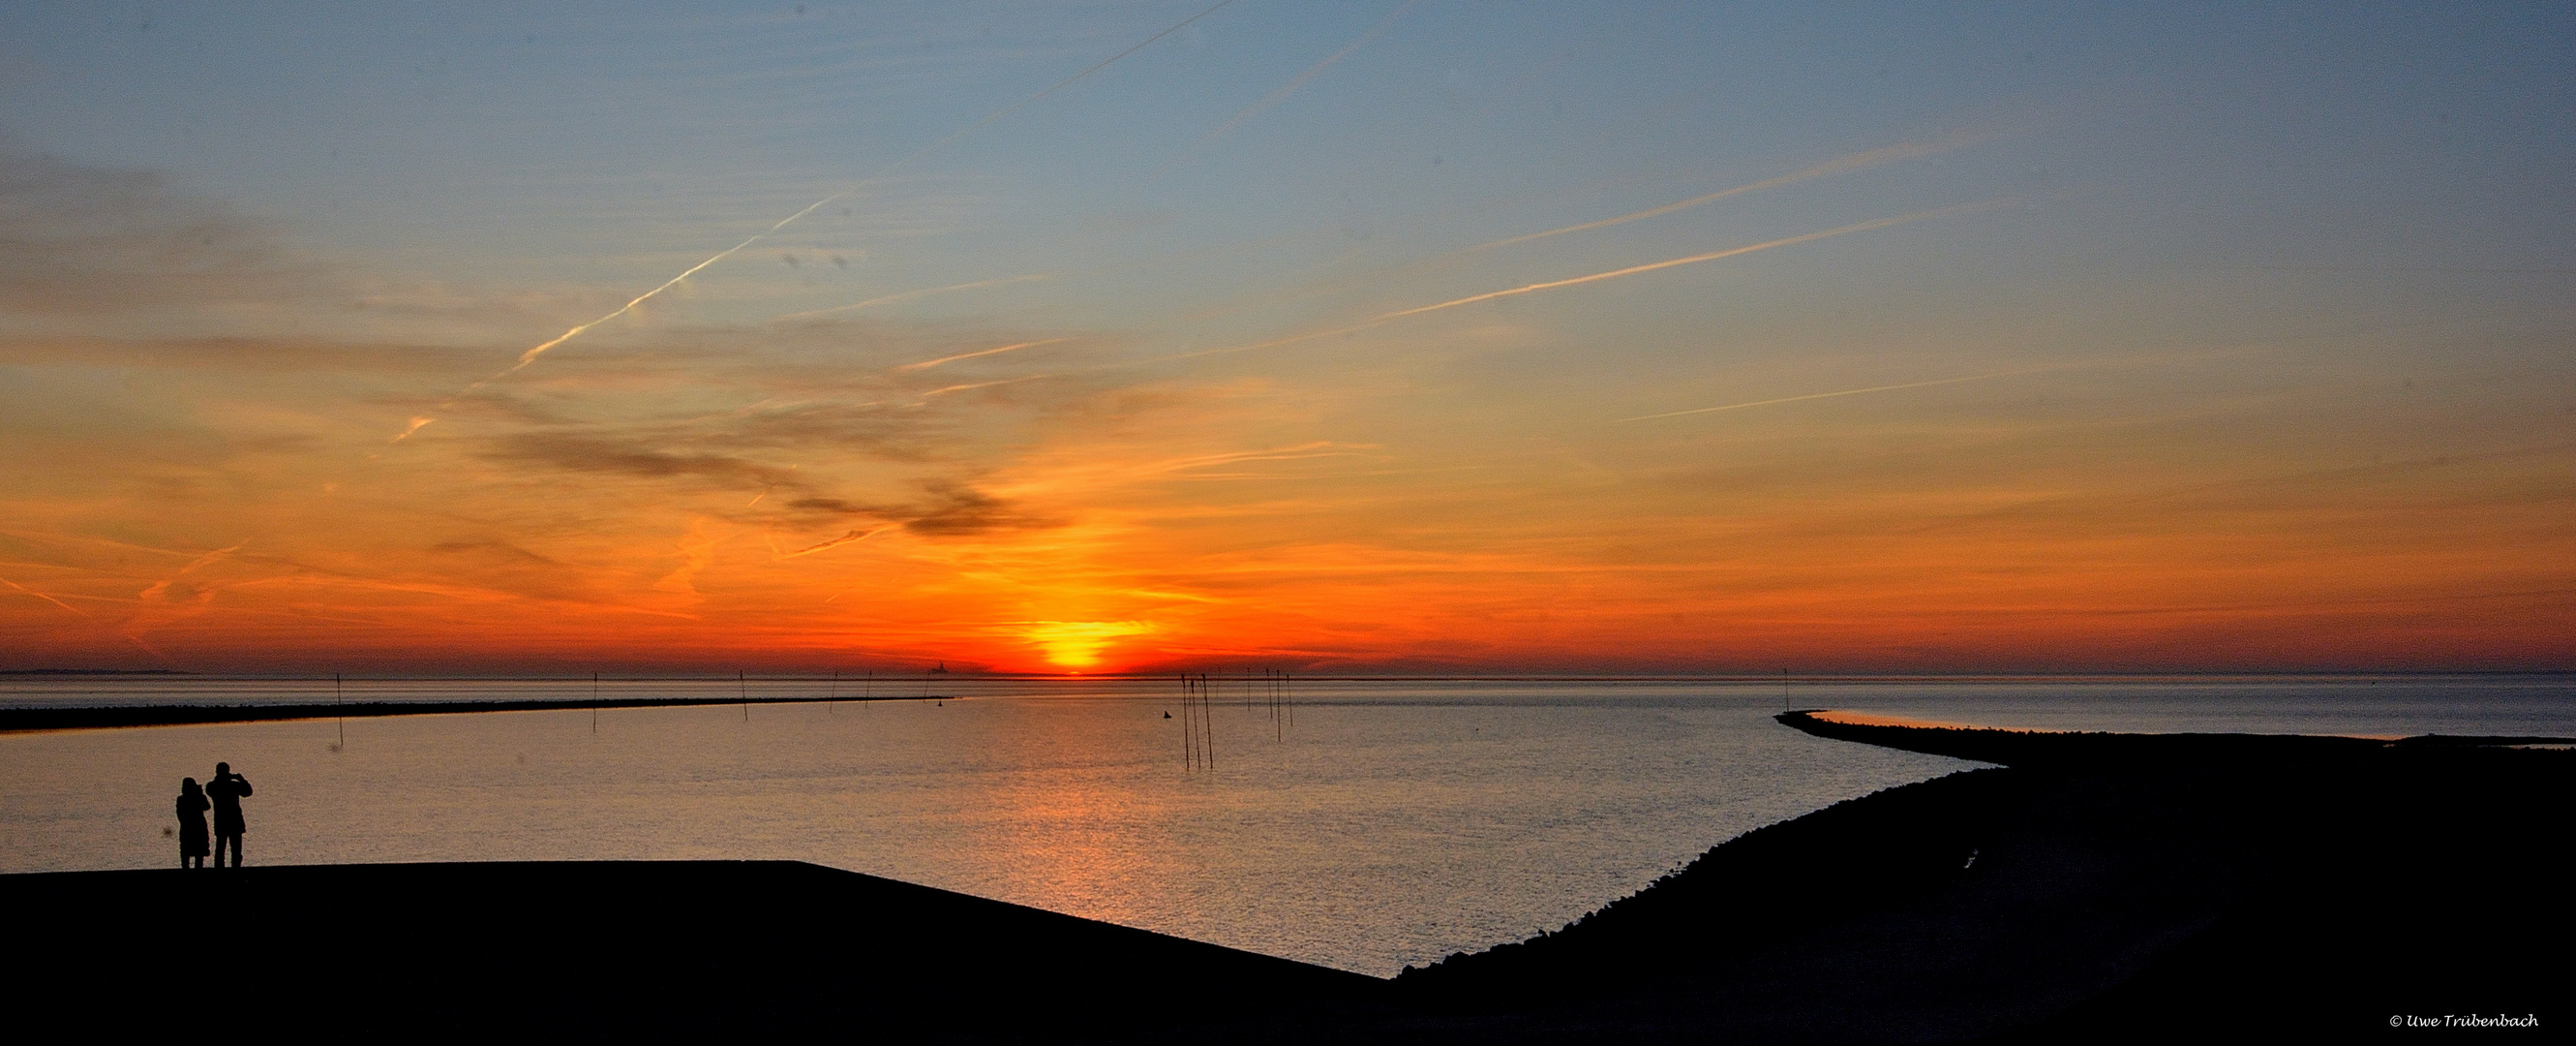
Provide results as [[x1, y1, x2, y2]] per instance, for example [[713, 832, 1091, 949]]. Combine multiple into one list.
[[2, 4, 2570, 673]]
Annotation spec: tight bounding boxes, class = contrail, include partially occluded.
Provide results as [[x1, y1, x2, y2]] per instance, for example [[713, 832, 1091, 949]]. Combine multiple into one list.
[[1614, 369, 2046, 423], [0, 573, 92, 618], [1144, 319, 1388, 364], [896, 338, 1069, 373], [395, 0, 1241, 442], [1448, 130, 1991, 258], [776, 525, 896, 561], [1152, 134, 1990, 331], [497, 195, 855, 379], [3, 569, 185, 667], [779, 274, 1053, 323], [1152, 0, 1416, 179], [1375, 201, 2002, 323], [1157, 130, 1997, 328], [917, 374, 1055, 400], [509, 0, 1235, 368], [907, 0, 1242, 166]]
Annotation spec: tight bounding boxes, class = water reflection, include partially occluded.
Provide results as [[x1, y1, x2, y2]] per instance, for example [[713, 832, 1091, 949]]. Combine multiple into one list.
[[4, 677, 2569, 973]]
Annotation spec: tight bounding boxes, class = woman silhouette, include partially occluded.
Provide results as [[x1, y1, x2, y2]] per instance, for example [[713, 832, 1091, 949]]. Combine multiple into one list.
[[175, 778, 209, 870]]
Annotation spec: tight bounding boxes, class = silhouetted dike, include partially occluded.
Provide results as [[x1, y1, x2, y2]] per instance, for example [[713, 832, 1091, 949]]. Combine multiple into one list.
[[3, 713, 2562, 1041], [0, 692, 917, 733]]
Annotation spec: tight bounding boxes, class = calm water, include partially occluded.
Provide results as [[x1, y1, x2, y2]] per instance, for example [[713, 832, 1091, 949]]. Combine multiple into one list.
[[4, 675, 2569, 974]]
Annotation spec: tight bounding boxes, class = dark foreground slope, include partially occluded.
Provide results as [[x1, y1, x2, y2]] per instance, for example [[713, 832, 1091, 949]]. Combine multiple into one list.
[[0, 861, 1387, 1041], [7, 714, 2565, 1042], [1391, 712, 2571, 1042]]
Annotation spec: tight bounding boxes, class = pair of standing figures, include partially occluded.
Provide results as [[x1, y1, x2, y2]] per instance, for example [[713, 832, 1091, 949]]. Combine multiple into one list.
[[175, 763, 252, 869]]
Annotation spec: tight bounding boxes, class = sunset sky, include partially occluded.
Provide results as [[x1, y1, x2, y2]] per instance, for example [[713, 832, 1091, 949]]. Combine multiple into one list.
[[2, 2, 2570, 674]]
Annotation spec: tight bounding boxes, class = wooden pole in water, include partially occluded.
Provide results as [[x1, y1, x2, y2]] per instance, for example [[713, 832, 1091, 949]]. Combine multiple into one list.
[[741, 669, 749, 721], [592, 672, 599, 734], [335, 672, 344, 748]]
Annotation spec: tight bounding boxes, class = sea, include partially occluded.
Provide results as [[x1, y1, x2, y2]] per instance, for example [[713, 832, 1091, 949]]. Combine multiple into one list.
[[4, 673, 2571, 975]]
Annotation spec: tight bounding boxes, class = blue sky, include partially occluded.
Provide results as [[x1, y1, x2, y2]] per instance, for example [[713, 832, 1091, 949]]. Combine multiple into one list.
[[2, 2, 2571, 672]]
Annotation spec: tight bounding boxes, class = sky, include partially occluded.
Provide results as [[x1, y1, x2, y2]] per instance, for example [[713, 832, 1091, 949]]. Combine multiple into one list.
[[1, 1, 2570, 674]]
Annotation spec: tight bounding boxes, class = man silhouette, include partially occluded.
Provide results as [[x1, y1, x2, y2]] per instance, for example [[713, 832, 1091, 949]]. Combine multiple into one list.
[[208, 762, 253, 868]]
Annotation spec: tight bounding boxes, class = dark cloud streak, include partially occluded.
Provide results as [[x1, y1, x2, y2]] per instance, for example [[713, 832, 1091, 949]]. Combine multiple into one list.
[[480, 431, 809, 490], [787, 482, 1065, 538], [0, 141, 315, 318]]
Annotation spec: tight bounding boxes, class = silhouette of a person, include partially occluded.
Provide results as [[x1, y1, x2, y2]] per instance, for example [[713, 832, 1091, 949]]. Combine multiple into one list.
[[175, 778, 210, 870], [207, 762, 253, 868]]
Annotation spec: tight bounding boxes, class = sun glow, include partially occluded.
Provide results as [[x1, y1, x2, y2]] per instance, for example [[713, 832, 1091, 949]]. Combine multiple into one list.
[[1017, 620, 1160, 672]]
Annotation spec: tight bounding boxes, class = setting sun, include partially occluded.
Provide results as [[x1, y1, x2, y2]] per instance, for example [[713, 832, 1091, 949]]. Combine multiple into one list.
[[1016, 620, 1161, 672]]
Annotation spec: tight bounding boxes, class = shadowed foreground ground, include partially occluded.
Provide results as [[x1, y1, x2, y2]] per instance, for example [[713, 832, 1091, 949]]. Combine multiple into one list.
[[2, 860, 1388, 1041], [5, 713, 2564, 1041], [1393, 713, 2568, 1041]]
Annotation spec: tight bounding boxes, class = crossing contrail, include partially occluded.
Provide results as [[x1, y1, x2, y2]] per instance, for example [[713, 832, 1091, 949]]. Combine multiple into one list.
[[896, 338, 1070, 373], [1151, 0, 1417, 179], [1140, 201, 2002, 367], [394, 0, 1241, 442], [1446, 130, 1992, 258], [1614, 370, 2044, 423], [778, 274, 1054, 323], [917, 374, 1055, 401], [0, 573, 91, 618]]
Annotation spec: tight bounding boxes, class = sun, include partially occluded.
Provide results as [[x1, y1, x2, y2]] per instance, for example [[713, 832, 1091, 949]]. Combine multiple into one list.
[[1017, 620, 1159, 672]]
